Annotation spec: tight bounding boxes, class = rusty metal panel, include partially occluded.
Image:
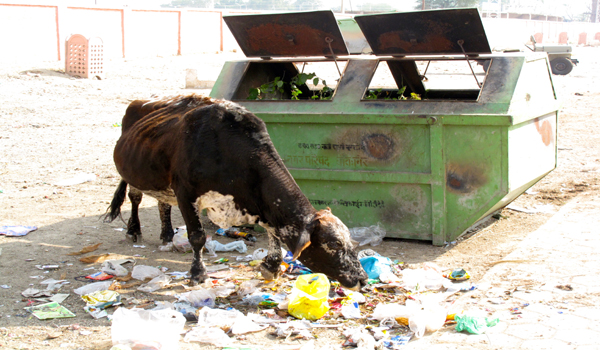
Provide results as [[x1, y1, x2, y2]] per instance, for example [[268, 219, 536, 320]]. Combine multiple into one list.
[[354, 8, 491, 56], [223, 11, 349, 58]]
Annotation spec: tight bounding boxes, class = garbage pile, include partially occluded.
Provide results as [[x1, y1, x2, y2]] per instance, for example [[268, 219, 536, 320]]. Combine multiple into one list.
[[15, 225, 499, 350]]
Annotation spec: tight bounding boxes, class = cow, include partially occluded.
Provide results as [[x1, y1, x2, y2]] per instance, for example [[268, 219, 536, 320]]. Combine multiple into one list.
[[104, 94, 368, 290]]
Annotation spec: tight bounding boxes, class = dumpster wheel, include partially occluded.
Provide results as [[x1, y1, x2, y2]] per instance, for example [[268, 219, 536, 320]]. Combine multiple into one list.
[[550, 57, 573, 75]]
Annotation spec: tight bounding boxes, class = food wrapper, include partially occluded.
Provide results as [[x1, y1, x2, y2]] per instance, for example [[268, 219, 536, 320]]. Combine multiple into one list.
[[81, 290, 121, 310], [25, 301, 76, 320]]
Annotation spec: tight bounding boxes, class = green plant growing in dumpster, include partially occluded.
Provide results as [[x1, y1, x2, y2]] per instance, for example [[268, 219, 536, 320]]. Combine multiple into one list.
[[364, 86, 421, 100], [248, 72, 333, 100]]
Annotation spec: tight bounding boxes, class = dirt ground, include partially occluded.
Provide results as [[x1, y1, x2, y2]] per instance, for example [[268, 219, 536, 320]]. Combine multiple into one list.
[[1, 47, 599, 350]]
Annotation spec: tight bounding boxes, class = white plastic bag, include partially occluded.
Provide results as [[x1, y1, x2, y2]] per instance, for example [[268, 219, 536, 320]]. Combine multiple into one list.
[[73, 281, 112, 296], [238, 280, 260, 296], [184, 326, 232, 346], [111, 307, 185, 350], [137, 275, 171, 293], [182, 288, 216, 308], [204, 240, 247, 254], [173, 226, 192, 253], [252, 248, 268, 260], [131, 265, 163, 281], [101, 259, 133, 277], [196, 306, 243, 331], [349, 224, 386, 246]]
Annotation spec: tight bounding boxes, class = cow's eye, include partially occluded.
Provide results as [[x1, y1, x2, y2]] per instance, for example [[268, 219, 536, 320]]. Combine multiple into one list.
[[328, 241, 343, 250]]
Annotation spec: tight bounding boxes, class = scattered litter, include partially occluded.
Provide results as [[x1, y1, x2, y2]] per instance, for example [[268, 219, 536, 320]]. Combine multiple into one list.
[[205, 240, 247, 255], [131, 265, 163, 280], [111, 307, 186, 350], [288, 274, 330, 320], [172, 226, 192, 252], [67, 243, 102, 256], [50, 294, 70, 304], [133, 245, 146, 248], [0, 285, 10, 289], [22, 288, 53, 298], [349, 224, 386, 246], [54, 173, 96, 186], [85, 272, 113, 281], [25, 302, 76, 320], [35, 264, 60, 270], [73, 281, 113, 296], [137, 274, 171, 293], [0, 225, 37, 236], [82, 290, 121, 318], [217, 227, 257, 242], [40, 278, 70, 291], [455, 313, 499, 334], [184, 326, 232, 346], [252, 248, 268, 260], [360, 255, 392, 279], [101, 259, 134, 277], [445, 268, 471, 281]]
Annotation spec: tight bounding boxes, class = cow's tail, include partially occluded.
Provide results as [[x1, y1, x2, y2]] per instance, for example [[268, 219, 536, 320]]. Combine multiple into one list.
[[103, 180, 128, 223]]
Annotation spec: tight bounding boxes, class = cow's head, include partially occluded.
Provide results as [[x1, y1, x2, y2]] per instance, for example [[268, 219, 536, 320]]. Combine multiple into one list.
[[293, 208, 368, 290]]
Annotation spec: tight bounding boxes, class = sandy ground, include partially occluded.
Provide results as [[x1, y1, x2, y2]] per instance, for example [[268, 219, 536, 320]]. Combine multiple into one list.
[[0, 47, 599, 349]]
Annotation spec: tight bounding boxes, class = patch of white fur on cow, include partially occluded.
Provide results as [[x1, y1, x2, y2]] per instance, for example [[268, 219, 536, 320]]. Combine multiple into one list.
[[134, 187, 178, 206], [252, 131, 271, 145], [196, 191, 259, 229]]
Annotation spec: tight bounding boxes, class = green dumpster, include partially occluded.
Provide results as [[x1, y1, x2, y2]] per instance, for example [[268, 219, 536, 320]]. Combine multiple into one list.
[[210, 9, 559, 245]]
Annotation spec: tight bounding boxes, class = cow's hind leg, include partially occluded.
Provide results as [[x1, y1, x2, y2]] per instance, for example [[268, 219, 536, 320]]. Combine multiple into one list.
[[176, 194, 207, 285], [126, 187, 143, 242], [158, 202, 175, 244], [258, 227, 284, 281]]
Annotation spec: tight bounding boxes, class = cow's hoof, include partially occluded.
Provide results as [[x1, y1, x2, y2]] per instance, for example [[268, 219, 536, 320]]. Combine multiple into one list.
[[126, 233, 141, 242], [189, 274, 208, 286], [257, 262, 281, 281]]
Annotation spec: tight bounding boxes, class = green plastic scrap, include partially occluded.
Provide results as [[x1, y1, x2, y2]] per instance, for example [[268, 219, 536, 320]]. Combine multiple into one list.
[[455, 314, 499, 334]]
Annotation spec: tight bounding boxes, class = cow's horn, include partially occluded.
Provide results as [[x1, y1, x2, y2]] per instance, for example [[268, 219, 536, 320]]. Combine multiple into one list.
[[292, 233, 311, 261]]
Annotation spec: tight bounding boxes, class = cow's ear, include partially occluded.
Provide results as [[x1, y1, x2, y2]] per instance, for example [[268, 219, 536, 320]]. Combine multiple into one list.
[[292, 232, 311, 261]]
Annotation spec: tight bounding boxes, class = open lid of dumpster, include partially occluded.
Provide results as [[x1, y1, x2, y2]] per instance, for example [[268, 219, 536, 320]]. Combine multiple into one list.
[[354, 8, 491, 56], [223, 10, 349, 58]]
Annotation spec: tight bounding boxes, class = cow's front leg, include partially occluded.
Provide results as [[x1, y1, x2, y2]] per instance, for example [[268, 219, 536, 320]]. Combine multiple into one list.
[[176, 194, 207, 285], [158, 202, 175, 244], [127, 187, 143, 242], [258, 227, 284, 281]]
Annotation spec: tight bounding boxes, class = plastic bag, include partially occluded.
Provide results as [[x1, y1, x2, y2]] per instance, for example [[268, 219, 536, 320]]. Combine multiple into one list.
[[349, 224, 386, 246], [111, 307, 185, 350], [196, 306, 243, 331], [184, 326, 232, 346], [73, 281, 112, 296], [204, 240, 247, 254], [212, 282, 236, 298], [131, 265, 163, 281], [404, 299, 447, 338], [182, 288, 216, 308], [252, 248, 268, 260], [359, 256, 392, 279], [401, 268, 453, 291], [238, 280, 260, 296], [455, 313, 499, 334], [137, 275, 171, 293], [173, 226, 192, 253], [288, 273, 331, 321], [101, 259, 133, 277]]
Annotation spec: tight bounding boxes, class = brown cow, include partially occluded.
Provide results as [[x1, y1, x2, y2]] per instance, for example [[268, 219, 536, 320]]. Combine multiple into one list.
[[105, 94, 367, 289]]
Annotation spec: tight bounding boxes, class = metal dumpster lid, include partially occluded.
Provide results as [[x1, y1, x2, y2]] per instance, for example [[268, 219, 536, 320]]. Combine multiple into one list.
[[354, 8, 491, 56], [223, 10, 349, 58]]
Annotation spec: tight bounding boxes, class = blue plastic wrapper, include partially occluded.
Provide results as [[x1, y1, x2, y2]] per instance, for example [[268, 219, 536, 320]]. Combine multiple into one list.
[[382, 334, 412, 348], [359, 256, 392, 279], [283, 251, 312, 275]]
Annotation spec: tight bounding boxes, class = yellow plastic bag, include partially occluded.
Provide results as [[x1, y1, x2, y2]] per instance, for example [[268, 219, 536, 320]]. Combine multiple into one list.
[[287, 273, 331, 320]]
